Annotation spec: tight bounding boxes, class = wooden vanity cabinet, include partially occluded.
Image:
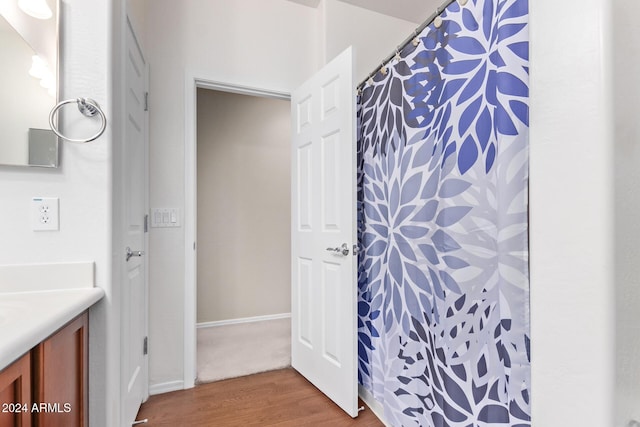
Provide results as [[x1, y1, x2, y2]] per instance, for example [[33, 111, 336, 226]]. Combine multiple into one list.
[[0, 353, 31, 427], [32, 313, 88, 427], [0, 312, 88, 427]]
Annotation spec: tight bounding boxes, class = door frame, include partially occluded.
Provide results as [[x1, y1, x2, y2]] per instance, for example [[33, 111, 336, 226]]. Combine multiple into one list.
[[183, 74, 290, 388]]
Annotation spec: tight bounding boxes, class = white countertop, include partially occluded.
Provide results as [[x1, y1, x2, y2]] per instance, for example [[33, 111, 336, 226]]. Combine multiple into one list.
[[0, 287, 104, 370]]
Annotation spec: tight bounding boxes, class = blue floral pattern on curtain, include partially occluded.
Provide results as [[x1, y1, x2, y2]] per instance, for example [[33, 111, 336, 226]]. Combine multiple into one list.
[[356, 0, 530, 425]]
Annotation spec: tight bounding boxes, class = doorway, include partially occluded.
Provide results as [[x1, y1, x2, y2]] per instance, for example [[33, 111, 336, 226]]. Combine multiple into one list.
[[194, 87, 292, 383], [183, 52, 360, 415]]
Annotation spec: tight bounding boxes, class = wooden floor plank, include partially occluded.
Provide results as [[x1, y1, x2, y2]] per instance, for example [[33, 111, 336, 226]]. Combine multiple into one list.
[[136, 368, 384, 427]]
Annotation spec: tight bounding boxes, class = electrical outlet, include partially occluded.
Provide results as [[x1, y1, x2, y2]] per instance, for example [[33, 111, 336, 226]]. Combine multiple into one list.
[[32, 197, 59, 231]]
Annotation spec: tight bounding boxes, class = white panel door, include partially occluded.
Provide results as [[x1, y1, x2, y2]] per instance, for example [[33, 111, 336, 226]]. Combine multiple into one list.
[[291, 46, 358, 417], [121, 17, 149, 427]]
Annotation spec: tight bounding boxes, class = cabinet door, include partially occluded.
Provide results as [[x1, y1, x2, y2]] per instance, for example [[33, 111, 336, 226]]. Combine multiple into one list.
[[0, 352, 31, 427], [33, 313, 88, 427]]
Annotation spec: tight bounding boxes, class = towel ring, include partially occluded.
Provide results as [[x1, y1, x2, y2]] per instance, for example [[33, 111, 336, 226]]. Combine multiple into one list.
[[49, 98, 107, 143]]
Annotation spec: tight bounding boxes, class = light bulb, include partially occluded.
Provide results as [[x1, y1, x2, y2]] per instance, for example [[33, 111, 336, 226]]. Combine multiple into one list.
[[18, 0, 52, 20], [29, 55, 48, 79]]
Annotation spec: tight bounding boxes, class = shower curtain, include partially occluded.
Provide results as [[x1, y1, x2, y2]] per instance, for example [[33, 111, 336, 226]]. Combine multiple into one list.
[[357, 0, 530, 426]]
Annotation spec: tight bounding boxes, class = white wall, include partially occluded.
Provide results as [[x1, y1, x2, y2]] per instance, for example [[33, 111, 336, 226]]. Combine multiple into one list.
[[529, 0, 615, 425], [196, 89, 291, 323], [320, 0, 416, 81], [613, 1, 640, 425]]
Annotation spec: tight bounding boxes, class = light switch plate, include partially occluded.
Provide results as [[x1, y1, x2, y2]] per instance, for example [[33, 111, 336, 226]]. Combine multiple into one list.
[[32, 197, 59, 231], [150, 208, 180, 228]]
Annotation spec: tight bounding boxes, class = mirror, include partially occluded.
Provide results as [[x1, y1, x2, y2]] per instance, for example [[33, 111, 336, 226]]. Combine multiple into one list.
[[0, 0, 58, 168]]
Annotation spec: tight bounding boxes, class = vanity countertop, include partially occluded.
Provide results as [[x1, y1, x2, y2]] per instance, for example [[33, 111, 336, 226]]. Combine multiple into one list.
[[0, 287, 104, 371]]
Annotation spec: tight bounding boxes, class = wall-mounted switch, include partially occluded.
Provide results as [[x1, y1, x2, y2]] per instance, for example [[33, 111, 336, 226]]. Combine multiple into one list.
[[150, 208, 180, 228], [32, 197, 59, 231]]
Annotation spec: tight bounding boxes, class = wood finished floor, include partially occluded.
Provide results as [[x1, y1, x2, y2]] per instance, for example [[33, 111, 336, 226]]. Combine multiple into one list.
[[136, 368, 384, 427]]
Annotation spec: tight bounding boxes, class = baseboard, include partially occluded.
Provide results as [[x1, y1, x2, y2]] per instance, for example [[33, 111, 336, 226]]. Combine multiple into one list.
[[359, 385, 391, 427], [196, 312, 291, 329], [149, 380, 185, 396]]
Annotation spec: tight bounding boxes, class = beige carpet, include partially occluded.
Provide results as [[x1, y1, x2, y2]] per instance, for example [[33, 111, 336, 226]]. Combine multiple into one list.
[[196, 317, 291, 384]]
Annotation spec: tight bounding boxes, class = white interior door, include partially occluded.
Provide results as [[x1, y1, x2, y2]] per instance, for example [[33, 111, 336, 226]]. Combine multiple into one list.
[[122, 17, 149, 426], [291, 46, 358, 417]]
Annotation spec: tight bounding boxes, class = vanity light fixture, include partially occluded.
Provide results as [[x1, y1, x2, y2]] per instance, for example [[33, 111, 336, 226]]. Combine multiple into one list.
[[28, 55, 55, 96], [18, 0, 52, 20]]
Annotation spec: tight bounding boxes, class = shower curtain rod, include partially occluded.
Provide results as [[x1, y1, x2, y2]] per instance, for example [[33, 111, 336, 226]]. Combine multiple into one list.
[[357, 0, 458, 90]]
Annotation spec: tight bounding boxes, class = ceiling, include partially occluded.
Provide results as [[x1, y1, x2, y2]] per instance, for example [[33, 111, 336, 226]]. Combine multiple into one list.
[[287, 0, 442, 24]]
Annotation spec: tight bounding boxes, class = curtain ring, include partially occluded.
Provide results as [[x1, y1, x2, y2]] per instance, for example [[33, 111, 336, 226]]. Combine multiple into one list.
[[395, 48, 401, 62], [412, 29, 420, 46], [49, 98, 107, 143], [380, 62, 388, 76], [434, 7, 443, 28]]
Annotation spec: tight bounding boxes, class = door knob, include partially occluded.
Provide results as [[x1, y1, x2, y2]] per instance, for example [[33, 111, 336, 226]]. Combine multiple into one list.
[[126, 246, 145, 262], [326, 243, 349, 256]]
